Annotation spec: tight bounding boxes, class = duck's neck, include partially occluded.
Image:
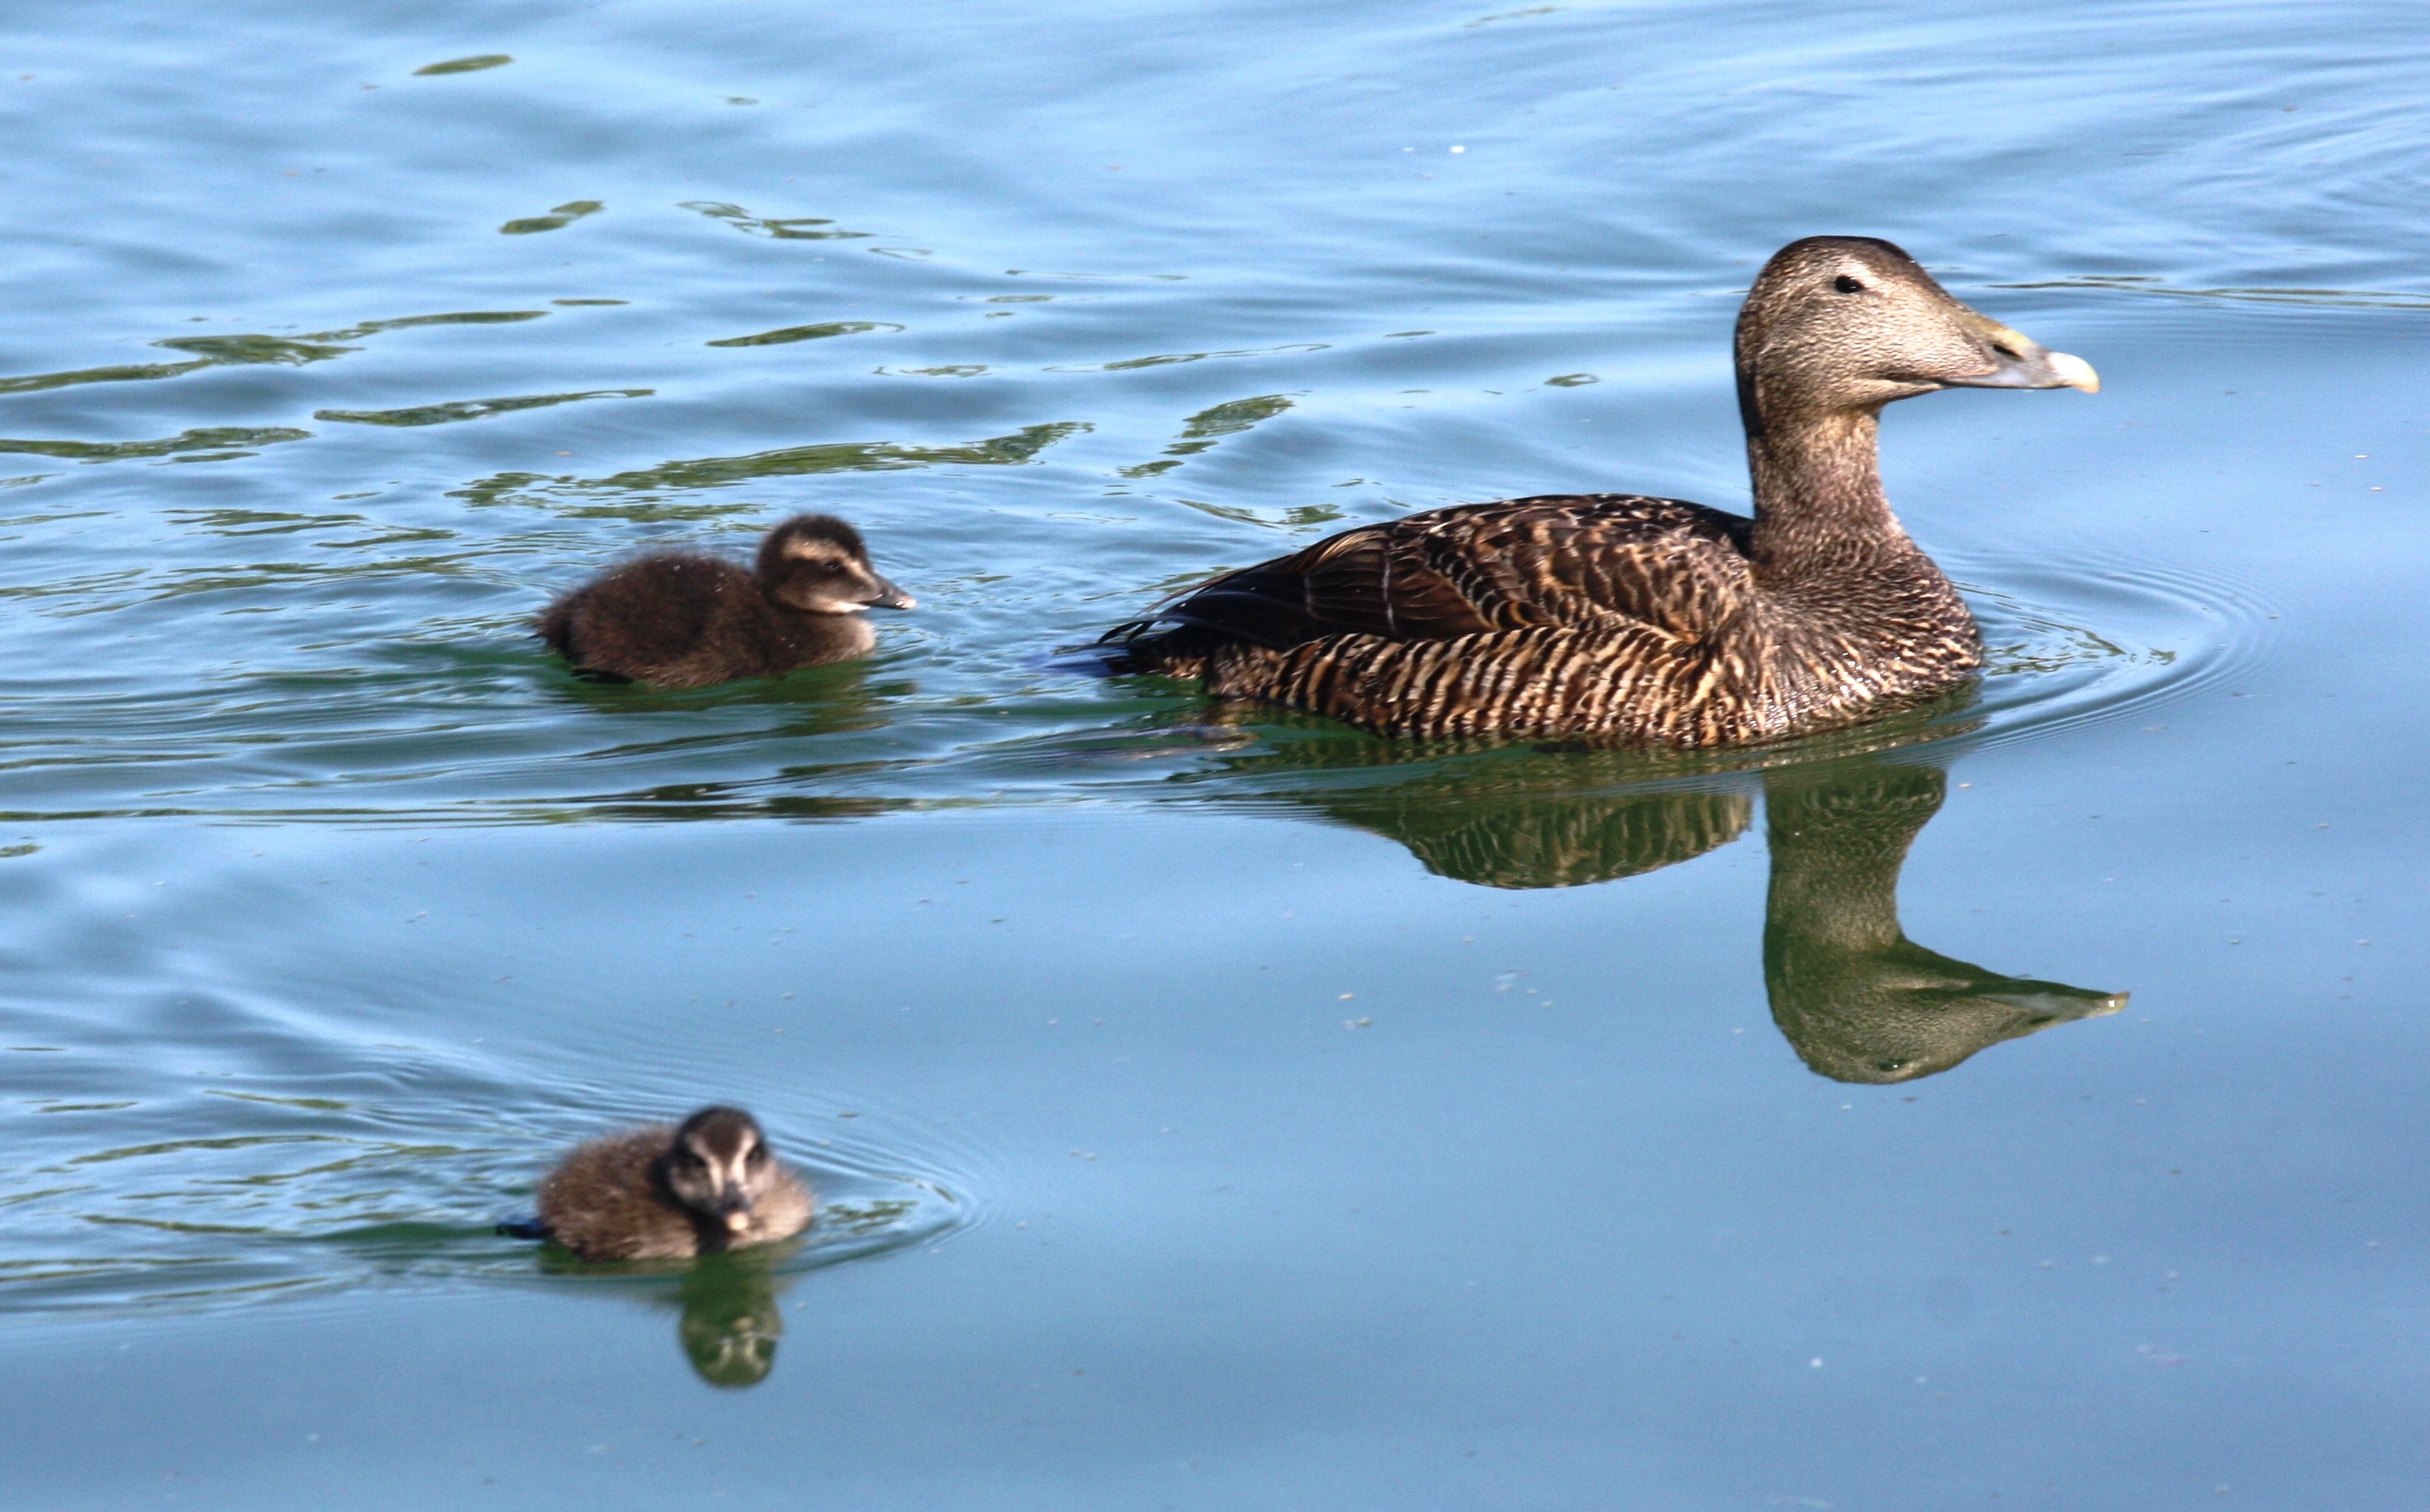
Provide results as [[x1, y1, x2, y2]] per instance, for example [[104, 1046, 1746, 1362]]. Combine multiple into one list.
[[1742, 408, 1918, 588]]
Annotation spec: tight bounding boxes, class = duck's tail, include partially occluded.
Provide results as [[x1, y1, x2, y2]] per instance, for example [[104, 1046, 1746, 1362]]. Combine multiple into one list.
[[1070, 616, 1216, 679]]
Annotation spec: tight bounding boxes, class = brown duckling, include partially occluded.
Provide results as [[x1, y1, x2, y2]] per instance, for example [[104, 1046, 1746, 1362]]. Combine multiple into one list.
[[1101, 237, 2099, 745], [535, 1106, 814, 1262], [538, 513, 913, 688]]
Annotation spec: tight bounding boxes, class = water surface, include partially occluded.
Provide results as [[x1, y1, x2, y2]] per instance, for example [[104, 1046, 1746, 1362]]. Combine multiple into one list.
[[2, 1, 2426, 1506]]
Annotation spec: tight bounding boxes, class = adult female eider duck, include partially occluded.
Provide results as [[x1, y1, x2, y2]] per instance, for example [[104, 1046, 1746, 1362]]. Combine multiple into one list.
[[533, 1106, 814, 1263], [539, 513, 912, 688], [1100, 237, 2098, 745]]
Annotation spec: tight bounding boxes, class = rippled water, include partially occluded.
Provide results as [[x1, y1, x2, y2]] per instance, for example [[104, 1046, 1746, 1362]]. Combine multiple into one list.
[[4, 1, 2427, 1506]]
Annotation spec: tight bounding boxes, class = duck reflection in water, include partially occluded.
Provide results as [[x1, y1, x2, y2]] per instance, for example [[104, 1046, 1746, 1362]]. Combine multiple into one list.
[[1758, 761, 2125, 1082], [1266, 745, 2123, 1082]]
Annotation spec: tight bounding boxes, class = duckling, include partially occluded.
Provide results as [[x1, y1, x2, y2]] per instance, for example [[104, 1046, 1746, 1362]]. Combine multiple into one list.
[[538, 513, 913, 688], [1101, 237, 2099, 745], [534, 1106, 814, 1262]]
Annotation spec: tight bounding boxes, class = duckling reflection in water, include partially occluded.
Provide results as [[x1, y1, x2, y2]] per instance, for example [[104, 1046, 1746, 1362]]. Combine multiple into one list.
[[669, 1254, 790, 1388], [1249, 744, 2122, 1081], [529, 1235, 799, 1388], [533, 1106, 814, 1262], [539, 513, 914, 688]]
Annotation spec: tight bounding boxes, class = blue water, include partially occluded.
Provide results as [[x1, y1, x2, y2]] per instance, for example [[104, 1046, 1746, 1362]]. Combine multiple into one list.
[[2, 1, 2426, 1505]]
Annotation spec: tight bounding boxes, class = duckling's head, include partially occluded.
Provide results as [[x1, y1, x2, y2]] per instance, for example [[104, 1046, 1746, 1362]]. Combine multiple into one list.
[[755, 514, 915, 615], [1736, 237, 2098, 432], [655, 1107, 785, 1238]]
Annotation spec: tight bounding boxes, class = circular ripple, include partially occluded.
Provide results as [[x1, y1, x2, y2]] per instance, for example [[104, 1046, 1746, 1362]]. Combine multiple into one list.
[[1954, 548, 2281, 755], [0, 992, 973, 1316]]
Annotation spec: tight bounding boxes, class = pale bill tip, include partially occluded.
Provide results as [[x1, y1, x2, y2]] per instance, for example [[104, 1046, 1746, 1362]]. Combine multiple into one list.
[[2047, 350, 2100, 394]]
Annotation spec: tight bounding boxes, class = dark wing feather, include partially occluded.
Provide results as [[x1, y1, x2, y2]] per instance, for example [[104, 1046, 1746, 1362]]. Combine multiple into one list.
[[1153, 495, 1754, 650]]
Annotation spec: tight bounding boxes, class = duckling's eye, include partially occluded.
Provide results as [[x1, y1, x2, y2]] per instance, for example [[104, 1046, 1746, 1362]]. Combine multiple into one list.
[[1833, 274, 1866, 294], [744, 1144, 769, 1167]]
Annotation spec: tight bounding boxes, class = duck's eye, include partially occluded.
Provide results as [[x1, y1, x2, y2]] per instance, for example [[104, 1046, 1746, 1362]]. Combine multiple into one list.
[[1833, 274, 1866, 294], [744, 1144, 769, 1167]]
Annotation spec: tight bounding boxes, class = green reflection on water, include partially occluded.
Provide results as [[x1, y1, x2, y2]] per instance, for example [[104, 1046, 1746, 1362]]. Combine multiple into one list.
[[706, 320, 902, 348], [313, 388, 650, 428], [500, 200, 603, 235], [312, 312, 548, 339], [452, 422, 1090, 514], [413, 55, 513, 75], [1054, 342, 1327, 373], [1119, 394, 1295, 477], [0, 427, 312, 461], [0, 356, 219, 395], [1995, 275, 2430, 311], [0, 311, 547, 397], [680, 200, 872, 240], [154, 334, 359, 365]]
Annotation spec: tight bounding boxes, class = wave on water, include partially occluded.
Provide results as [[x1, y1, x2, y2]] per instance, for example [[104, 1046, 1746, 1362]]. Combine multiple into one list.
[[0, 998, 971, 1317]]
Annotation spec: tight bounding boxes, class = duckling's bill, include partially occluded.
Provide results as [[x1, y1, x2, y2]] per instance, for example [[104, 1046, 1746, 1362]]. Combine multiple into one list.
[[862, 575, 916, 610]]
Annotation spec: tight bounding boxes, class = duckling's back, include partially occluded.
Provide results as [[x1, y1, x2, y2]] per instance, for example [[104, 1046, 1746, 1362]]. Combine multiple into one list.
[[538, 552, 785, 688], [537, 1124, 702, 1262]]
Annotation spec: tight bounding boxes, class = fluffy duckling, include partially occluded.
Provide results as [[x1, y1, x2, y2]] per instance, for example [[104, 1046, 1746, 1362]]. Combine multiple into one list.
[[535, 1106, 814, 1262], [538, 513, 913, 688], [1103, 237, 2099, 745]]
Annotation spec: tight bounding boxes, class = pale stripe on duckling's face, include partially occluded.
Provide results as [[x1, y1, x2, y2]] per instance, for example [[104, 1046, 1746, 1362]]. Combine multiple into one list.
[[770, 534, 916, 615], [663, 1109, 775, 1232]]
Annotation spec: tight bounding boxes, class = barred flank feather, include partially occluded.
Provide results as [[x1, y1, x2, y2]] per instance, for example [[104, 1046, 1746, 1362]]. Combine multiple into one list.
[[1107, 494, 1978, 744], [1103, 236, 2098, 746]]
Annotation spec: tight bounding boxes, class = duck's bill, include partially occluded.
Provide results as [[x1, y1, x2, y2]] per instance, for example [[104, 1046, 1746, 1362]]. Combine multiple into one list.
[[1941, 319, 2101, 393], [861, 575, 917, 610]]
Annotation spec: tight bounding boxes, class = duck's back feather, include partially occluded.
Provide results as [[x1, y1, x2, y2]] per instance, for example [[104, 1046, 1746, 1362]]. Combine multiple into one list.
[[538, 551, 873, 688], [1109, 494, 1894, 743], [538, 1125, 702, 1261], [1159, 494, 1755, 650]]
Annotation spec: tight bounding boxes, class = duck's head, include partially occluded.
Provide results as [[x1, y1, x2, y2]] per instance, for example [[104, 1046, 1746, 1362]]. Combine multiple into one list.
[[656, 1106, 784, 1237], [1736, 236, 2097, 430], [755, 513, 915, 614]]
